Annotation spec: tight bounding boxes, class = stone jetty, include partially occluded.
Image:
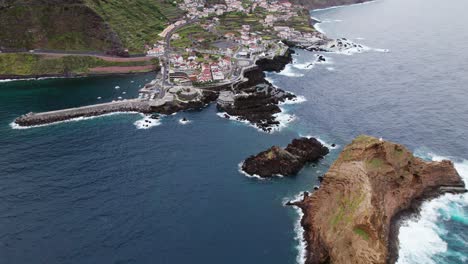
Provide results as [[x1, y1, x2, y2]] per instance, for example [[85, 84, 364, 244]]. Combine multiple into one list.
[[15, 99, 152, 127]]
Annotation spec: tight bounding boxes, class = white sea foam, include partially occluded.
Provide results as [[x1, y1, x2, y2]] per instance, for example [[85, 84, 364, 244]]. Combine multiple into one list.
[[326, 67, 335, 71], [273, 111, 296, 131], [311, 0, 379, 13], [264, 75, 278, 88], [10, 112, 140, 130], [0, 78, 35, 83], [313, 23, 326, 34], [0, 76, 82, 83], [238, 161, 286, 180], [283, 192, 308, 264], [280, 95, 307, 105], [217, 109, 295, 134], [278, 64, 304, 77], [134, 115, 161, 129], [217, 112, 267, 133], [292, 62, 314, 70], [299, 134, 339, 150], [374, 48, 390, 53], [179, 118, 191, 125], [397, 153, 468, 264], [237, 162, 266, 180]]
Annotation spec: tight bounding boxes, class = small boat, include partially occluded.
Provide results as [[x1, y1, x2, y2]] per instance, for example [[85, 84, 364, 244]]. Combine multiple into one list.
[[97, 97, 102, 100], [115, 86, 120, 89]]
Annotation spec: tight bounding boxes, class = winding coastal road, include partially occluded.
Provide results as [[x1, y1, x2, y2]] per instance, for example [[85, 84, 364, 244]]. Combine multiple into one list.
[[161, 17, 199, 86]]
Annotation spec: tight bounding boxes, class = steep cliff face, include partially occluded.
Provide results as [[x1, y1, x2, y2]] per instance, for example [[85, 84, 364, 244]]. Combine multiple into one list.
[[290, 135, 465, 264], [290, 0, 371, 10]]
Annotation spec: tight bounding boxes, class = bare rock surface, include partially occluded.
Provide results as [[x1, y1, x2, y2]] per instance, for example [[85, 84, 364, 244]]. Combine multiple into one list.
[[288, 135, 466, 264], [242, 137, 329, 177]]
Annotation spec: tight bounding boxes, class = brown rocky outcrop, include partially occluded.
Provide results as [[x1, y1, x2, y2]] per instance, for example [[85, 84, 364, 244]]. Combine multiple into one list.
[[288, 135, 466, 264], [242, 137, 329, 177]]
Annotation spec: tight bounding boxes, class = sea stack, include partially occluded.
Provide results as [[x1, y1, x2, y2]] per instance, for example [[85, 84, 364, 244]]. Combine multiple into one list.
[[242, 137, 329, 177], [288, 135, 466, 264]]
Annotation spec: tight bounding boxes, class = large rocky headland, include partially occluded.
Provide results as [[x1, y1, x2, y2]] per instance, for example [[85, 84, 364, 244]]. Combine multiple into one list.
[[288, 135, 466, 264], [242, 137, 329, 177]]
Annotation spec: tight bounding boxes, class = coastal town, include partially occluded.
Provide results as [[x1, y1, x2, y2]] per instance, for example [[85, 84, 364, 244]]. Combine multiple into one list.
[[140, 0, 323, 106], [14, 0, 362, 131], [4, 2, 467, 264]]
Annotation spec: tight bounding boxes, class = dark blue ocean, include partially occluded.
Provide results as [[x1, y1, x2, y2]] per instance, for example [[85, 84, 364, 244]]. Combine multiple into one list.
[[0, 0, 467, 263]]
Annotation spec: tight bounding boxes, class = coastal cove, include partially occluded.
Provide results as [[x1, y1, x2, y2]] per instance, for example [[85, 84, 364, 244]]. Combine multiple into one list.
[[1, 1, 468, 264]]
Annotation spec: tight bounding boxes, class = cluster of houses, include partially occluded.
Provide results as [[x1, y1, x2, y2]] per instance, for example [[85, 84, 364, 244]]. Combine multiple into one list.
[[168, 53, 232, 83], [178, 0, 295, 20], [273, 26, 321, 43], [178, 0, 233, 19], [144, 0, 322, 86], [223, 24, 265, 54], [177, 0, 317, 44]]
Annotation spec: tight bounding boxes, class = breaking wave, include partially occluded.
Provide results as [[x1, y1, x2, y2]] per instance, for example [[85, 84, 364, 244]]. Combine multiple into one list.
[[396, 151, 468, 264], [298, 134, 339, 150], [280, 95, 307, 105], [179, 118, 191, 125], [283, 192, 309, 264], [134, 115, 161, 129], [216, 109, 295, 134], [277, 64, 305, 77]]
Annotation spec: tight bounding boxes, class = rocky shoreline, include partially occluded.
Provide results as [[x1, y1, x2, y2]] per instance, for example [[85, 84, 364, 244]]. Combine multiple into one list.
[[287, 135, 466, 264], [242, 137, 329, 177], [217, 50, 299, 132], [12, 50, 294, 128]]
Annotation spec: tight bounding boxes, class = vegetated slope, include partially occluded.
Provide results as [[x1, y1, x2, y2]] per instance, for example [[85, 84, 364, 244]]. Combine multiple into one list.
[[83, 0, 185, 53], [0, 0, 124, 54], [0, 0, 185, 54], [0, 53, 159, 77]]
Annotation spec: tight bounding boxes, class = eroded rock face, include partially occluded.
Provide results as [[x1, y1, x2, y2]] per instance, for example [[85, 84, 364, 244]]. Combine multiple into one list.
[[217, 83, 296, 132], [289, 135, 466, 264], [217, 49, 297, 132], [242, 137, 329, 177]]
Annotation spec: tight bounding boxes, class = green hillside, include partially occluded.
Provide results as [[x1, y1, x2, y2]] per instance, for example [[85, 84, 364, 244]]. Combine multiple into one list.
[[84, 0, 185, 53], [0, 0, 185, 54], [0, 53, 159, 76]]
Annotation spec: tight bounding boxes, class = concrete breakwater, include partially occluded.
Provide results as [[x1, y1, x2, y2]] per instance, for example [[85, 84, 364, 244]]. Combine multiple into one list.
[[15, 99, 152, 127]]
